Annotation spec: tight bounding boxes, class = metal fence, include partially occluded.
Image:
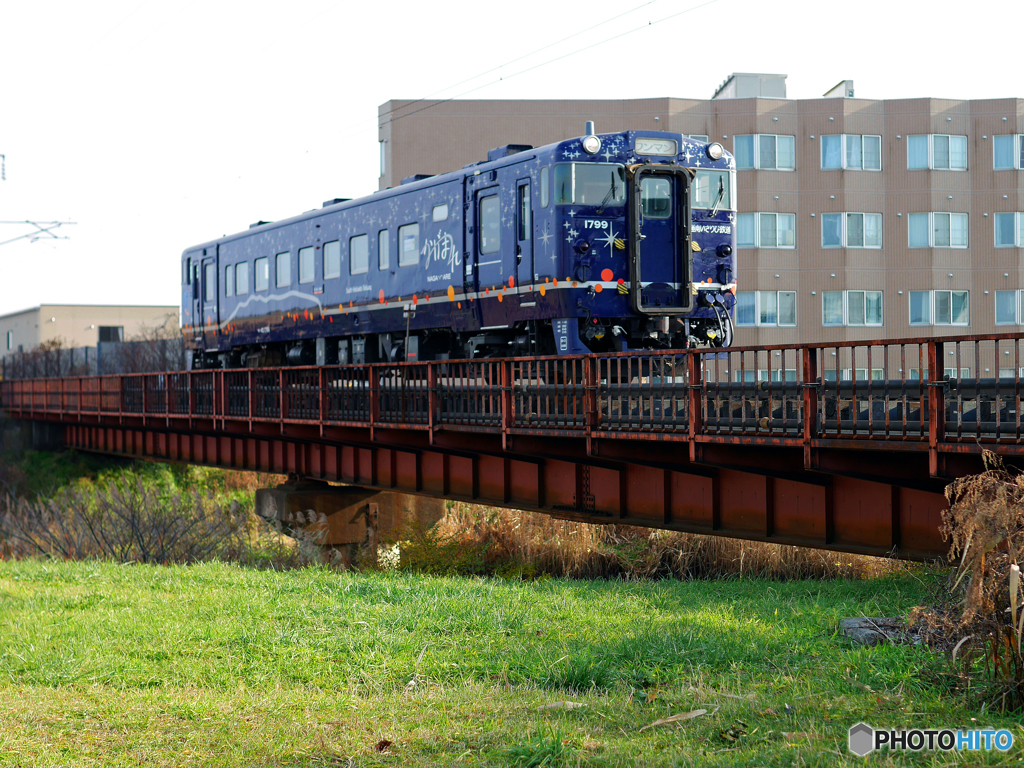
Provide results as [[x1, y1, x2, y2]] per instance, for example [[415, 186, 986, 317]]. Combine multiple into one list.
[[6, 333, 1024, 451]]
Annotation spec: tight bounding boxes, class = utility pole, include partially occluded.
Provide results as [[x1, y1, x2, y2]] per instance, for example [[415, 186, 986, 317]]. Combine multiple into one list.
[[0, 153, 76, 246]]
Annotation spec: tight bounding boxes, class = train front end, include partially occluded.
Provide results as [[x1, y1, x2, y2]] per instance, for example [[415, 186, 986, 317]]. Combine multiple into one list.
[[550, 126, 736, 351]]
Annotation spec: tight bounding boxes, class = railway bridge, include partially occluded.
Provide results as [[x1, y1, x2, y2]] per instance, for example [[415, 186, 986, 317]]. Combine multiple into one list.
[[5, 333, 1024, 560]]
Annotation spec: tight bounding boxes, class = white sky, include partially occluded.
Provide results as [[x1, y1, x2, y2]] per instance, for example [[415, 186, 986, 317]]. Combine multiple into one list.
[[1, 0, 1021, 315]]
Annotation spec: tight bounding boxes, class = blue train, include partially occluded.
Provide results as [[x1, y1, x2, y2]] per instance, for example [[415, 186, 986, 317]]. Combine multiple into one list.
[[181, 123, 736, 368]]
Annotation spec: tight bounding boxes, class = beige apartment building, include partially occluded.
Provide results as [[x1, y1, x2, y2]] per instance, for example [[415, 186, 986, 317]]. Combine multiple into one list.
[[0, 304, 179, 358], [379, 74, 1024, 376]]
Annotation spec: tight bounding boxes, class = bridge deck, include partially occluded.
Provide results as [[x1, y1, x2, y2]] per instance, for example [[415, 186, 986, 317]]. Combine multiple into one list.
[[5, 333, 1024, 559]]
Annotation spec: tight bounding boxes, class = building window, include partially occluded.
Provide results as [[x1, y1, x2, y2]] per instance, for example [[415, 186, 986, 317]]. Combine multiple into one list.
[[734, 369, 798, 383], [235, 262, 249, 295], [399, 223, 420, 266], [379, 140, 386, 177], [826, 369, 885, 382], [909, 290, 969, 326], [378, 231, 389, 271], [6, 330, 11, 350], [996, 290, 1021, 325], [821, 212, 882, 248], [98, 326, 123, 343], [908, 134, 967, 170], [298, 246, 314, 284], [908, 212, 968, 248], [822, 290, 883, 327], [995, 212, 1024, 247], [994, 135, 1024, 170], [733, 134, 795, 170], [735, 291, 797, 327], [255, 257, 269, 292], [275, 252, 290, 288], [432, 204, 449, 222], [324, 240, 341, 279], [944, 368, 971, 380], [736, 213, 795, 248], [820, 134, 881, 170], [350, 234, 369, 275], [224, 264, 234, 297]]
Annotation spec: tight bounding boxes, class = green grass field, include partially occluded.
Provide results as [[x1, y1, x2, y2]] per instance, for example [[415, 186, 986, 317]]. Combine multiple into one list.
[[0, 559, 1015, 767]]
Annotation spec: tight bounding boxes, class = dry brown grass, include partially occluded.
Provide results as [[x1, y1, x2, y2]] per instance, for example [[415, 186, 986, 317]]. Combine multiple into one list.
[[400, 501, 897, 581]]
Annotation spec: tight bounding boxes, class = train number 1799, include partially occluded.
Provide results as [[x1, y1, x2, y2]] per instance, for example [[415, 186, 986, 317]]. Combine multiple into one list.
[[582, 220, 609, 229]]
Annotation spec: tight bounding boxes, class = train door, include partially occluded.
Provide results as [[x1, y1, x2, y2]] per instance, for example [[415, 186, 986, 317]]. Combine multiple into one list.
[[629, 165, 693, 315], [474, 185, 504, 295], [200, 248, 218, 349], [515, 178, 534, 303]]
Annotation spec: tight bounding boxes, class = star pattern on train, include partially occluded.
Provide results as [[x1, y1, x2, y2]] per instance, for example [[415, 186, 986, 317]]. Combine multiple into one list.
[[597, 228, 620, 255]]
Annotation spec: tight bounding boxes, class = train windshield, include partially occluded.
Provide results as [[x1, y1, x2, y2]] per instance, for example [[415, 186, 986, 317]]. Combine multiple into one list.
[[554, 163, 626, 207], [691, 170, 735, 211]]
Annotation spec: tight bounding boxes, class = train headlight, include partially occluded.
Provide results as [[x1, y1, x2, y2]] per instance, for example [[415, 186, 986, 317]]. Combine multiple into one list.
[[706, 142, 724, 161], [582, 135, 602, 155]]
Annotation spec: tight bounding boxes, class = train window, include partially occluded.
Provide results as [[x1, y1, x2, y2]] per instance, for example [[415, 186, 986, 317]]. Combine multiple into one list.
[[276, 252, 290, 288], [225, 265, 234, 298], [299, 246, 314, 284], [204, 263, 215, 302], [183, 259, 190, 285], [236, 262, 249, 295], [518, 185, 531, 241], [540, 166, 549, 208], [692, 170, 734, 211], [378, 231, 389, 270], [399, 223, 419, 266], [553, 163, 625, 206], [323, 241, 341, 279], [255, 257, 269, 291], [479, 196, 500, 254], [640, 177, 672, 219], [350, 234, 369, 274], [432, 204, 448, 222]]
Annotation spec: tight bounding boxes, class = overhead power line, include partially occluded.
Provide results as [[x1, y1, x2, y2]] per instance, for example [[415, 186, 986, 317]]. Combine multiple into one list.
[[377, 0, 717, 132], [0, 221, 77, 248]]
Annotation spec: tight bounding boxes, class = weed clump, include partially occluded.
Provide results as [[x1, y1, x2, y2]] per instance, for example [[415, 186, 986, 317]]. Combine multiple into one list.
[[910, 450, 1024, 711], [396, 501, 893, 581]]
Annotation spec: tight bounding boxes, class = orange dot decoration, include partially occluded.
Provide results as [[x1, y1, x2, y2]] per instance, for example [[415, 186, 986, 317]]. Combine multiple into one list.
[[601, 268, 613, 282], [552, 278, 558, 286], [413, 294, 418, 306], [572, 281, 578, 287], [497, 293, 503, 303], [457, 302, 462, 309], [595, 284, 604, 293], [447, 285, 455, 301], [540, 284, 546, 297], [509, 276, 515, 289], [378, 289, 385, 303]]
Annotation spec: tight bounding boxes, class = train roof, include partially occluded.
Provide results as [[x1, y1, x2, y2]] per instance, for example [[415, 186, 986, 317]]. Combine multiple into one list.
[[181, 129, 712, 256]]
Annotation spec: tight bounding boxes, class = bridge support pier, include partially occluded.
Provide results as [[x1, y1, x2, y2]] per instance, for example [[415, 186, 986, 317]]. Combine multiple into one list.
[[254, 479, 445, 563], [0, 416, 63, 453]]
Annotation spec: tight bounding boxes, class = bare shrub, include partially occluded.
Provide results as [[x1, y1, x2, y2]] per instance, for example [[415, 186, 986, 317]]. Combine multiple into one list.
[[0, 479, 247, 564], [398, 501, 894, 581], [909, 450, 1024, 711]]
